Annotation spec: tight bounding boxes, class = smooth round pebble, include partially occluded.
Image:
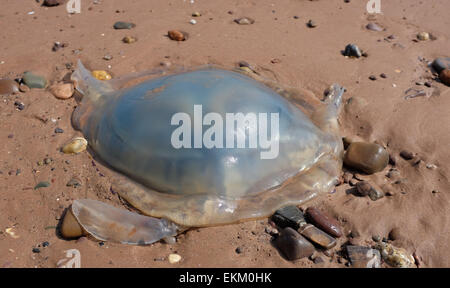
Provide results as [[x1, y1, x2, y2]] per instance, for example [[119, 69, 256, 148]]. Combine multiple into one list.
[[50, 83, 74, 99], [23, 72, 47, 89], [439, 69, 450, 86], [168, 30, 187, 41], [344, 142, 389, 174], [62, 137, 88, 154]]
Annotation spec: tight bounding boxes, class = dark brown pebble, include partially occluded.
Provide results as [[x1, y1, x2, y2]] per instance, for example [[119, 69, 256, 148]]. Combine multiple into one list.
[[439, 69, 450, 86], [305, 207, 342, 238], [400, 150, 414, 160], [43, 0, 64, 7], [274, 227, 315, 260]]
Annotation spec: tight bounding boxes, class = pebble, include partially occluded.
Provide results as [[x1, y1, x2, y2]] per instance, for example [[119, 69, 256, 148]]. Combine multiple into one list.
[[417, 32, 430, 41], [168, 253, 182, 264], [344, 142, 389, 174], [189, 19, 197, 25], [274, 227, 315, 260], [313, 256, 324, 264], [306, 20, 317, 28], [356, 181, 384, 200], [235, 247, 243, 254], [32, 248, 41, 253], [92, 70, 112, 81], [380, 73, 387, 79], [60, 208, 84, 239], [49, 83, 74, 99], [305, 207, 343, 238], [42, 241, 50, 247], [168, 30, 187, 41], [271, 206, 306, 230], [439, 69, 450, 86], [298, 224, 336, 249], [372, 235, 382, 242], [343, 172, 354, 183], [432, 57, 450, 74], [162, 236, 176, 244], [122, 36, 137, 44], [192, 12, 201, 17], [388, 227, 403, 241], [0, 79, 19, 95], [346, 245, 381, 268], [22, 72, 47, 89], [62, 137, 88, 154], [113, 21, 136, 29], [369, 75, 377, 81], [19, 84, 30, 93], [54, 127, 64, 134], [375, 242, 414, 268], [103, 55, 113, 61], [234, 17, 255, 25], [52, 42, 68, 52], [366, 22, 383, 31], [34, 181, 50, 189], [66, 177, 82, 188], [43, 0, 64, 6], [343, 44, 362, 58], [399, 150, 414, 160]]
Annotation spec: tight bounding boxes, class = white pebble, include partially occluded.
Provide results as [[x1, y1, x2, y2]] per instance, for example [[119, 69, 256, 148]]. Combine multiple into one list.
[[189, 19, 197, 25], [168, 253, 181, 264]]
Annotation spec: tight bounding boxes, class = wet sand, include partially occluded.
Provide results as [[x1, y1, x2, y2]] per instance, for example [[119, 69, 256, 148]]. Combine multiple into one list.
[[0, 0, 449, 267]]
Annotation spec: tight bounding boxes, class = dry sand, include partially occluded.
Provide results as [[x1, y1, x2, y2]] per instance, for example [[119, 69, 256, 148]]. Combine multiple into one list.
[[0, 0, 449, 268]]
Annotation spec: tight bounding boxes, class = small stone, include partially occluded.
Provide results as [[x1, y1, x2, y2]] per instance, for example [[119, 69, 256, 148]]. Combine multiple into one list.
[[356, 181, 384, 200], [168, 30, 187, 41], [50, 83, 74, 99], [44, 157, 52, 165], [314, 256, 324, 264], [306, 20, 317, 28], [346, 245, 380, 268], [305, 207, 342, 238], [60, 207, 84, 239], [349, 179, 359, 186], [366, 22, 383, 32], [432, 57, 450, 74], [34, 181, 50, 190], [270, 58, 281, 64], [92, 70, 112, 81], [344, 142, 389, 174], [162, 236, 176, 244], [66, 177, 82, 188], [32, 248, 41, 253], [103, 55, 113, 61], [168, 253, 182, 264], [343, 44, 362, 58], [122, 36, 137, 44], [19, 84, 30, 93], [192, 12, 201, 17], [417, 32, 430, 41], [235, 247, 243, 254], [375, 242, 414, 268], [439, 69, 450, 86], [234, 17, 255, 25], [274, 227, 315, 260], [52, 41, 68, 52], [372, 235, 381, 242], [369, 75, 377, 81], [380, 73, 387, 79], [343, 172, 354, 183], [113, 21, 136, 29], [426, 164, 437, 170], [399, 150, 414, 160], [54, 127, 64, 134], [42, 241, 50, 247], [299, 224, 336, 249], [62, 137, 88, 154], [0, 79, 19, 95], [23, 72, 47, 89], [189, 19, 197, 25], [386, 169, 401, 181], [43, 0, 64, 7], [272, 206, 306, 230]]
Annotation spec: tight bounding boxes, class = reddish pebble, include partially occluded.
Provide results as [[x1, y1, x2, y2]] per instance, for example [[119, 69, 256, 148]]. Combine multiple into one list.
[[305, 207, 343, 238], [439, 69, 450, 86], [168, 30, 187, 41]]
